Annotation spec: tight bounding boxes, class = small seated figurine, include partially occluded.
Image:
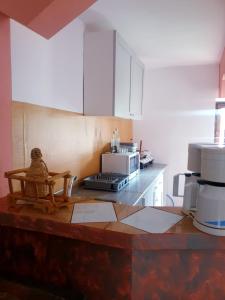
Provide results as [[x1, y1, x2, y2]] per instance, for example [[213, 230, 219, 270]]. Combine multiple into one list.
[[25, 148, 49, 198]]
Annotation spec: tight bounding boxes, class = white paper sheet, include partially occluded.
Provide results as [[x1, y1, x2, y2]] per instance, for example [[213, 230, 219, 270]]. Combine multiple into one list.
[[71, 202, 117, 223], [120, 207, 183, 233]]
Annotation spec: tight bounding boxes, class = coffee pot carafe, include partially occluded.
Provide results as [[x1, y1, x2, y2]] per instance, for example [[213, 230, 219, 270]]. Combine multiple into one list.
[[193, 181, 225, 235], [193, 146, 225, 235]]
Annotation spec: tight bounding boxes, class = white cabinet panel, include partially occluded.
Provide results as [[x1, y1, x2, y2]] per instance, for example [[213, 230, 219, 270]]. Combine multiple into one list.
[[114, 40, 131, 118], [153, 173, 164, 206], [130, 57, 144, 119], [84, 30, 144, 119], [84, 31, 115, 116], [142, 185, 154, 206], [142, 172, 164, 206]]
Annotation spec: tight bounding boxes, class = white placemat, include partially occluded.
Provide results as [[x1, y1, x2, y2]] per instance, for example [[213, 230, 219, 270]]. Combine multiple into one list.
[[120, 207, 183, 233], [71, 202, 117, 223]]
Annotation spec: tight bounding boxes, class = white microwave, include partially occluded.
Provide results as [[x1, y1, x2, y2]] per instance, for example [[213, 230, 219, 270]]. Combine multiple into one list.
[[101, 152, 140, 179]]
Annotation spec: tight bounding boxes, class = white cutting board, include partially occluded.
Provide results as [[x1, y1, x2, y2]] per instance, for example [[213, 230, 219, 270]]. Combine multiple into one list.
[[71, 202, 117, 223], [121, 207, 183, 233]]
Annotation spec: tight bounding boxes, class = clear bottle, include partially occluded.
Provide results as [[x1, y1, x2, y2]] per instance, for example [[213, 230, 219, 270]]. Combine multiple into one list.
[[115, 128, 120, 153], [111, 131, 116, 153]]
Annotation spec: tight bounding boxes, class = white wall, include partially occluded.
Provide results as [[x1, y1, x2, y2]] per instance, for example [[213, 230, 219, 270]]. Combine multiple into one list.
[[134, 64, 218, 202], [10, 18, 84, 113]]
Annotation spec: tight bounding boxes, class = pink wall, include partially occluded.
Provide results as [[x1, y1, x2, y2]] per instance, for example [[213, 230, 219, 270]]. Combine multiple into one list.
[[0, 13, 12, 197], [220, 47, 225, 97], [0, 0, 96, 38], [28, 0, 96, 39]]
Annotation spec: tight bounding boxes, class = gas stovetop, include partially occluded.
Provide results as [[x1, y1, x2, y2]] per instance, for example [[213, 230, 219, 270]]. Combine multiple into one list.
[[83, 173, 129, 192]]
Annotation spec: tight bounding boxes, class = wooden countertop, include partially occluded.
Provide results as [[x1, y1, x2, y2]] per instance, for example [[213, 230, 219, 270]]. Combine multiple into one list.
[[0, 196, 224, 251]]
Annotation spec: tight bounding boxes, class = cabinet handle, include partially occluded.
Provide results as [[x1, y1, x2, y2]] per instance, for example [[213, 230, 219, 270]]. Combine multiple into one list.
[[139, 197, 145, 206]]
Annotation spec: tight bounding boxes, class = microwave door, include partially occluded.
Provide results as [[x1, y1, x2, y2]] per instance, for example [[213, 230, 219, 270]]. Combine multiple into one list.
[[130, 155, 138, 174]]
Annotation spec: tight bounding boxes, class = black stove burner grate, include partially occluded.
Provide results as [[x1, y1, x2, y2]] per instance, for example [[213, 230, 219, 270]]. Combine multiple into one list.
[[83, 173, 129, 192]]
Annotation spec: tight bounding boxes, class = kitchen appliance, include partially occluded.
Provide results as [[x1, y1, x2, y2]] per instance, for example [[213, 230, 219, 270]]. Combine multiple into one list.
[[101, 152, 140, 180], [83, 173, 129, 192], [140, 152, 154, 169], [174, 143, 225, 236], [193, 146, 225, 236], [138, 140, 154, 169], [120, 142, 138, 153]]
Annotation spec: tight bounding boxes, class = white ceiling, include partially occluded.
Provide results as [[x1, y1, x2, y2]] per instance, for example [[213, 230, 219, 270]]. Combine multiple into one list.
[[80, 0, 225, 68]]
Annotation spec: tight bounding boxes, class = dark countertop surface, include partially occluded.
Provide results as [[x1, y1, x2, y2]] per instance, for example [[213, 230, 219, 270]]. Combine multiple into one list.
[[72, 163, 167, 205]]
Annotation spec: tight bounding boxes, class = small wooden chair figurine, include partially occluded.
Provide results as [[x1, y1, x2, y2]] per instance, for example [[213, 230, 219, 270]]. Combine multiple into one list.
[[5, 148, 76, 213]]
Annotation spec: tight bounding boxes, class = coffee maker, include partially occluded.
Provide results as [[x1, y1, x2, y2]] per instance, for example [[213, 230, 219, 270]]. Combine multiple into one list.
[[174, 143, 225, 236], [193, 145, 225, 236]]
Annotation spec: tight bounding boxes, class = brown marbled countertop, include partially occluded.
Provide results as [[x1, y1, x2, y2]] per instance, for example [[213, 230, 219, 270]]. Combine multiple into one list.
[[0, 196, 224, 251]]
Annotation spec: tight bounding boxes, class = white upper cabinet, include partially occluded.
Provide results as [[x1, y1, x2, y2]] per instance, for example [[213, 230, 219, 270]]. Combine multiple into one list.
[[130, 57, 144, 119], [114, 37, 131, 118], [83, 30, 144, 119]]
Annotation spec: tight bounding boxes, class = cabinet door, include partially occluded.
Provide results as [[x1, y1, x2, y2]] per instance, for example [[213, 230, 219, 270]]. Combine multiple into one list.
[[84, 31, 115, 116], [142, 185, 154, 206], [142, 173, 164, 207], [130, 57, 144, 119], [114, 39, 131, 118], [153, 173, 164, 206], [136, 197, 145, 206]]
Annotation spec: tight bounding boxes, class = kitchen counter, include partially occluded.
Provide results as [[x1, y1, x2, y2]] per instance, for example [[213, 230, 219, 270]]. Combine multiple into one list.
[[1, 197, 225, 299], [72, 163, 166, 206]]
